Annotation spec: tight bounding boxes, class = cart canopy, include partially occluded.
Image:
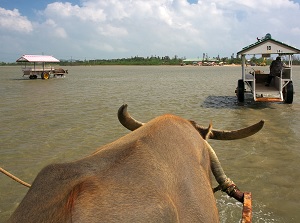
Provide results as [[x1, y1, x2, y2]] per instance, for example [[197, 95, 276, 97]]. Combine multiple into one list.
[[16, 55, 60, 63], [237, 34, 300, 56]]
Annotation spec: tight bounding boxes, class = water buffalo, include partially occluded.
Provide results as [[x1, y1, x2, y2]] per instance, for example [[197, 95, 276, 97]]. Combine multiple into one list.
[[53, 68, 68, 77], [8, 104, 264, 223]]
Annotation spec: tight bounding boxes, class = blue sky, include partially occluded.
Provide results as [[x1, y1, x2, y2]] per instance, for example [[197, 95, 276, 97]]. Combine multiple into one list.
[[1, 0, 300, 62], [0, 0, 81, 19]]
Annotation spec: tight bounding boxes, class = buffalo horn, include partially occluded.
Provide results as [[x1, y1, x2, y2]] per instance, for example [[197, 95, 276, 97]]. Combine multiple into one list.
[[118, 104, 144, 131], [192, 120, 264, 140]]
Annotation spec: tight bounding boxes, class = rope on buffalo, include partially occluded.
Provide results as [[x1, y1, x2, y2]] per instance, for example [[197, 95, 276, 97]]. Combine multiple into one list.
[[213, 178, 235, 193], [213, 177, 244, 203], [0, 167, 31, 188]]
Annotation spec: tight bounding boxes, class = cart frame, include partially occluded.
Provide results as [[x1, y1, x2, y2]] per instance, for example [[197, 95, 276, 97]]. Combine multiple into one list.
[[236, 34, 300, 104]]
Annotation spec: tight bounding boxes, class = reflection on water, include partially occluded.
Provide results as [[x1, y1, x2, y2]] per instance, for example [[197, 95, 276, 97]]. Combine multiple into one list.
[[1, 65, 300, 222], [202, 95, 287, 110], [202, 95, 239, 109]]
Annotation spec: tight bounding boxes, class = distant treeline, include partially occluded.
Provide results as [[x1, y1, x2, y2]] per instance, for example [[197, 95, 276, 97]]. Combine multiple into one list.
[[2, 55, 300, 66], [69, 56, 183, 66]]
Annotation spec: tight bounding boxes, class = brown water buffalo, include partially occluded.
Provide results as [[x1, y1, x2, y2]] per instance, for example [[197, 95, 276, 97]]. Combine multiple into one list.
[[53, 68, 68, 77], [8, 104, 264, 223]]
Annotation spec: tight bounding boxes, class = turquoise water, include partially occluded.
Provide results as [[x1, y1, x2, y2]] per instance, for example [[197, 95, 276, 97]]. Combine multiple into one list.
[[1, 65, 300, 222]]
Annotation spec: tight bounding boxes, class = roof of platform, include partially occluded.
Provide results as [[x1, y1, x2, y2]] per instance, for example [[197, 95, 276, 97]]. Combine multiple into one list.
[[237, 34, 300, 56], [16, 55, 60, 62]]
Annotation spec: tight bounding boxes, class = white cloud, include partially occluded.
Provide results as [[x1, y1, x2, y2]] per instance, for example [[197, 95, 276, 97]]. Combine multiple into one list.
[[0, 8, 33, 33], [291, 27, 300, 35], [40, 19, 68, 39], [44, 2, 107, 22], [97, 25, 128, 37], [0, 0, 300, 62]]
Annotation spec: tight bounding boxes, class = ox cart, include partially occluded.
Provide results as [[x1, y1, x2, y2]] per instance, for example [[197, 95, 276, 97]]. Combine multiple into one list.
[[16, 55, 68, 79], [236, 34, 300, 104]]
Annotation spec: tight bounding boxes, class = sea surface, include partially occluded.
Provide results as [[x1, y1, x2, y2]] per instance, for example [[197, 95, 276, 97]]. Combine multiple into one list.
[[1, 65, 300, 222]]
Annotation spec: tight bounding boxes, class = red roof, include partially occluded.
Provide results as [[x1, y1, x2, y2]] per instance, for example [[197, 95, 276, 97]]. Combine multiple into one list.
[[16, 55, 60, 62]]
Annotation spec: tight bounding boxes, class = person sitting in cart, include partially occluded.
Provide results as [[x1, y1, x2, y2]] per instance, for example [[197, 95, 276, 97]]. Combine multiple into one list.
[[265, 56, 285, 86]]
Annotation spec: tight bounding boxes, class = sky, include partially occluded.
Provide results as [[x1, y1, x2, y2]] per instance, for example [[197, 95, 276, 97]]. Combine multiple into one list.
[[1, 0, 300, 62]]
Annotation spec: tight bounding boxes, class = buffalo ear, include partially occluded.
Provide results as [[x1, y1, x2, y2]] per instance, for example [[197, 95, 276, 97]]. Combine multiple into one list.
[[189, 120, 212, 140]]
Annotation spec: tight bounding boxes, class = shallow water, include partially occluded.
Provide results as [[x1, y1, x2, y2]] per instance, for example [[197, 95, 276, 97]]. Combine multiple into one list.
[[1, 65, 300, 222]]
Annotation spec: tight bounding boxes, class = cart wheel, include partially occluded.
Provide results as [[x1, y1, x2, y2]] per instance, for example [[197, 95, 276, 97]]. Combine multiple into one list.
[[41, 72, 50, 80], [237, 79, 245, 102], [283, 81, 293, 104]]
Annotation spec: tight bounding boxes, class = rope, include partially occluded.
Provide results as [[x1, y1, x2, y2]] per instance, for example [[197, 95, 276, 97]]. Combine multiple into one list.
[[213, 178, 244, 203], [213, 178, 237, 194], [0, 167, 31, 188]]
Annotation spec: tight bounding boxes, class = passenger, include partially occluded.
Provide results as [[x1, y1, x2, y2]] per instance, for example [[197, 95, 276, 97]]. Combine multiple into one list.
[[265, 56, 284, 86]]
